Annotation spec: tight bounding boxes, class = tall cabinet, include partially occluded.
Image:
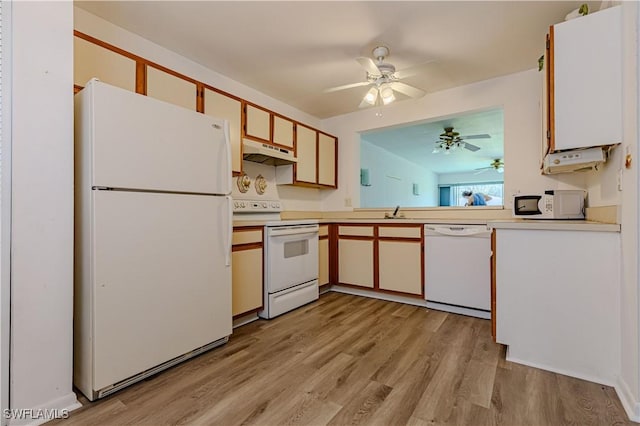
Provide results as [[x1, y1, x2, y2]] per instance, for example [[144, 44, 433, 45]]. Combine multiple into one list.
[[543, 6, 622, 155]]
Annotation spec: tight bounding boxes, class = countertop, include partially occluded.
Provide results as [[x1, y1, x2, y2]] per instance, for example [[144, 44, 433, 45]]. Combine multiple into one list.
[[489, 219, 620, 232], [235, 218, 620, 232]]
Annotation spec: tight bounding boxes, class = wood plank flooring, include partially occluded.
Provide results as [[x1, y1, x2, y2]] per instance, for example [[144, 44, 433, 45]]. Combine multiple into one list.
[[54, 292, 632, 426]]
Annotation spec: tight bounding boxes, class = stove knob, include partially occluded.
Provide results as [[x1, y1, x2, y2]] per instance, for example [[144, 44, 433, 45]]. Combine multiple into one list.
[[261, 202, 267, 208]]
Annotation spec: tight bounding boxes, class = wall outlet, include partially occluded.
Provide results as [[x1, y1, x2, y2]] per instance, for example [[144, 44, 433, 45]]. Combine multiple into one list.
[[344, 197, 352, 207]]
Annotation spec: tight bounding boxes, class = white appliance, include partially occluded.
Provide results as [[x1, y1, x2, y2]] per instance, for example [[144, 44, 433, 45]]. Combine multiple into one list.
[[262, 222, 319, 318], [74, 79, 233, 401], [513, 190, 586, 219], [543, 147, 605, 174], [233, 161, 319, 318], [424, 225, 492, 319]]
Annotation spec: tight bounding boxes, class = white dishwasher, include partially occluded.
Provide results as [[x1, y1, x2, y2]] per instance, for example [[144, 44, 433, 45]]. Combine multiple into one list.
[[424, 224, 492, 319]]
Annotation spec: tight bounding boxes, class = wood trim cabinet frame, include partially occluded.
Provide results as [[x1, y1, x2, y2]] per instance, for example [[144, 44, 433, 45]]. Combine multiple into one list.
[[334, 223, 424, 298], [73, 30, 338, 185]]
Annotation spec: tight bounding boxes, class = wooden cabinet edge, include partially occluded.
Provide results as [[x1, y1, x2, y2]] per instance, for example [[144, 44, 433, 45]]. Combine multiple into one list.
[[491, 229, 497, 342]]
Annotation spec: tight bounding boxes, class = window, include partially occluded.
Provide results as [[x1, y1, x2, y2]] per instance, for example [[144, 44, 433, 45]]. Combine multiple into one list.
[[439, 182, 504, 207]]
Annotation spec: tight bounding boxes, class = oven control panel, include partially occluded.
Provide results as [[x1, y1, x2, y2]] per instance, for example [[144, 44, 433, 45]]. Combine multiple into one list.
[[233, 198, 282, 213]]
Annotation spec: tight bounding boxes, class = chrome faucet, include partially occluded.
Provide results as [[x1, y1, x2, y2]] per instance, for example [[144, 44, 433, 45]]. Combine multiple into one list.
[[385, 205, 403, 219]]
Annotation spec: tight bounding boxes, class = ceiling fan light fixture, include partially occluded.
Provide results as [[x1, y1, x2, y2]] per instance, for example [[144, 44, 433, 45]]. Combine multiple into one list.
[[364, 87, 378, 105], [379, 85, 395, 105]]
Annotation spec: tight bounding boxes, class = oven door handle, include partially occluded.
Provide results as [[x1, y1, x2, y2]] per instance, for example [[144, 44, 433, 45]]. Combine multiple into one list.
[[269, 227, 319, 238]]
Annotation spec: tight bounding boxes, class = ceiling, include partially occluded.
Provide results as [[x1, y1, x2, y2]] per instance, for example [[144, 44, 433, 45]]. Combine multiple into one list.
[[361, 108, 504, 174], [75, 1, 598, 119]]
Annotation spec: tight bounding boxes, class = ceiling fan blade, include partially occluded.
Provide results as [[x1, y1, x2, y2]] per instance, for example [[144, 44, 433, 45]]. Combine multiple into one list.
[[462, 134, 491, 140], [389, 82, 425, 99], [323, 81, 371, 93], [356, 56, 381, 76], [394, 59, 436, 79], [463, 142, 481, 152], [474, 168, 489, 175]]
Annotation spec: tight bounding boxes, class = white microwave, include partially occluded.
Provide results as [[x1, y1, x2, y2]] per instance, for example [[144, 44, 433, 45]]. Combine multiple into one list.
[[513, 190, 586, 219]]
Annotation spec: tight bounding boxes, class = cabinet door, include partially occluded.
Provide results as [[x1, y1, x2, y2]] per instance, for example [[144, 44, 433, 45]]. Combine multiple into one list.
[[204, 88, 242, 174], [245, 104, 271, 141], [273, 116, 295, 148], [378, 240, 422, 295], [74, 37, 136, 91], [319, 238, 329, 286], [295, 125, 317, 184], [552, 6, 622, 150], [338, 239, 374, 288], [146, 67, 197, 111], [232, 247, 263, 317], [318, 133, 337, 187]]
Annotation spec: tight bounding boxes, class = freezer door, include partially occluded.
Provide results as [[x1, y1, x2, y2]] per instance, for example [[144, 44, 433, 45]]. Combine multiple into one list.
[[91, 190, 231, 391], [87, 80, 231, 194]]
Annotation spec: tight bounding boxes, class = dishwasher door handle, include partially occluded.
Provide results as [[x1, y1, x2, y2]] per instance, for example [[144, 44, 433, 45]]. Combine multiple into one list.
[[425, 226, 491, 237]]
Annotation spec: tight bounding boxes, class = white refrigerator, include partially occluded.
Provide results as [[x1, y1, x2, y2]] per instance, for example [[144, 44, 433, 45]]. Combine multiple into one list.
[[74, 79, 233, 401]]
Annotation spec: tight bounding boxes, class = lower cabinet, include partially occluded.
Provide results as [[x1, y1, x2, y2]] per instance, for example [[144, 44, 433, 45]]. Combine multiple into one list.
[[378, 240, 422, 295], [318, 225, 330, 286], [336, 224, 423, 297], [338, 239, 375, 288], [232, 227, 263, 317]]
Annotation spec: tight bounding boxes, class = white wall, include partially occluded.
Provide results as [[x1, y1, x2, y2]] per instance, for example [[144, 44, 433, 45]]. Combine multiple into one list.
[[321, 69, 587, 212], [360, 141, 437, 208], [0, 1, 10, 423], [74, 7, 323, 212], [615, 0, 640, 420], [10, 1, 79, 423]]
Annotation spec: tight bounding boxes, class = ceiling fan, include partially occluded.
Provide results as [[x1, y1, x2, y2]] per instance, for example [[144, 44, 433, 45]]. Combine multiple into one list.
[[432, 127, 490, 154], [475, 158, 505, 174], [324, 45, 428, 108]]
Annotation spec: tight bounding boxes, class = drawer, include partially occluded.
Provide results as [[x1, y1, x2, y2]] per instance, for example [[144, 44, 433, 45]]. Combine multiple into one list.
[[232, 229, 263, 245], [378, 226, 422, 239], [338, 225, 374, 237], [319, 225, 329, 237]]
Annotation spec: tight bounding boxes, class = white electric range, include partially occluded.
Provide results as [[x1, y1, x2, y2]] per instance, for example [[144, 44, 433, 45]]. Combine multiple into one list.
[[233, 161, 319, 319]]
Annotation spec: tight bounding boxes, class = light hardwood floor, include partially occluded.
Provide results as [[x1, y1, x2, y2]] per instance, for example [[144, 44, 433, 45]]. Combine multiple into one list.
[[55, 292, 632, 425]]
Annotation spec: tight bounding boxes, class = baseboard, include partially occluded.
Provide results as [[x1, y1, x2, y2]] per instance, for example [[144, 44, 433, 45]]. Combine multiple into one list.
[[615, 376, 640, 422], [505, 350, 615, 387], [7, 392, 81, 426]]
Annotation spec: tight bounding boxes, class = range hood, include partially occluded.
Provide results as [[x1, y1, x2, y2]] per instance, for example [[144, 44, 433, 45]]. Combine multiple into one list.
[[242, 139, 297, 166], [543, 147, 606, 175]]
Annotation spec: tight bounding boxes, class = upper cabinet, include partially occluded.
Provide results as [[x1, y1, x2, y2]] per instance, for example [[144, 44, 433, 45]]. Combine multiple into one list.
[[544, 6, 622, 154], [74, 36, 136, 92], [273, 115, 295, 148], [317, 133, 337, 187], [204, 88, 243, 174], [276, 126, 339, 189], [73, 32, 337, 188], [146, 66, 198, 111], [244, 104, 271, 142], [295, 124, 318, 184]]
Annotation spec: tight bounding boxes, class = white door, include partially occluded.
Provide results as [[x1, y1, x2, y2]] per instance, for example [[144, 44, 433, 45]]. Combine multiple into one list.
[[92, 190, 231, 390], [86, 80, 231, 195]]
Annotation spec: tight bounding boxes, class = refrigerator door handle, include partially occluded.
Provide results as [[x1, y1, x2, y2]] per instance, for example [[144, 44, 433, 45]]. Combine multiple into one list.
[[225, 195, 233, 267], [223, 120, 232, 193]]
